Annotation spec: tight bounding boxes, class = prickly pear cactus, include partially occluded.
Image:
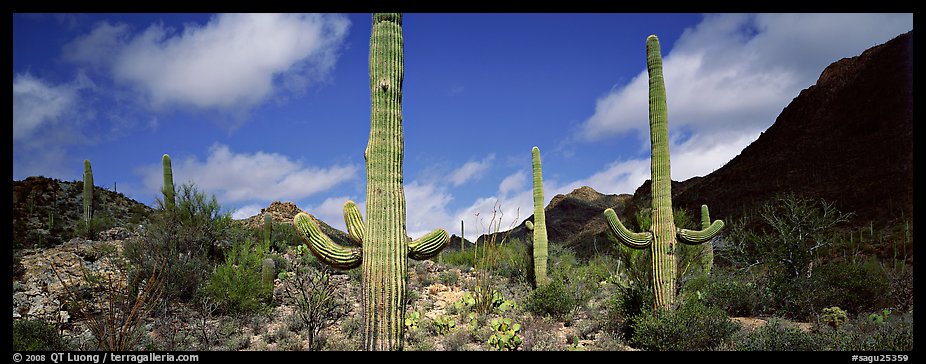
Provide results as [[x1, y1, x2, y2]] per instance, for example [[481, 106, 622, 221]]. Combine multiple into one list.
[[293, 13, 449, 351], [604, 35, 724, 311]]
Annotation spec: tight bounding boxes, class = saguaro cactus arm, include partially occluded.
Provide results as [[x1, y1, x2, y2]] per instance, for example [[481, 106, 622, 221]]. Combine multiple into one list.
[[294, 212, 362, 269], [408, 229, 450, 260], [604, 208, 653, 249], [343, 200, 365, 246], [678, 204, 724, 244], [525, 220, 533, 231]]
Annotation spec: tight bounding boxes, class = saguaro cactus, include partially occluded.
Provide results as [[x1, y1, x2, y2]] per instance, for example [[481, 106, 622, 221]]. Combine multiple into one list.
[[83, 160, 93, 225], [263, 214, 273, 248], [293, 13, 449, 351], [700, 204, 715, 276], [604, 35, 724, 311], [524, 146, 549, 287], [162, 154, 175, 210]]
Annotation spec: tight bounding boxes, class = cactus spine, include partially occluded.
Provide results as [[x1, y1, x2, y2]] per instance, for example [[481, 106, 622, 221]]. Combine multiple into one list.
[[292, 13, 449, 351], [604, 35, 724, 311], [528, 146, 549, 286], [162, 154, 175, 210], [83, 160, 93, 225]]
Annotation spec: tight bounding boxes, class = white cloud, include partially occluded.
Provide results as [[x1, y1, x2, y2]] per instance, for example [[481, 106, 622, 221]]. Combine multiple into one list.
[[577, 13, 912, 143], [231, 204, 263, 220], [13, 73, 80, 141], [138, 143, 358, 205], [449, 154, 495, 186], [498, 170, 527, 198], [405, 181, 455, 239], [66, 13, 350, 115]]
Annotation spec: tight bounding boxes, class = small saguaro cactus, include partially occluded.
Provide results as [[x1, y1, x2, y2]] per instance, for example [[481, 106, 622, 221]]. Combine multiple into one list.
[[700, 204, 715, 276], [293, 13, 450, 351], [261, 257, 276, 288], [83, 160, 93, 225], [524, 146, 549, 287], [263, 214, 273, 248], [604, 35, 724, 311], [162, 154, 175, 210]]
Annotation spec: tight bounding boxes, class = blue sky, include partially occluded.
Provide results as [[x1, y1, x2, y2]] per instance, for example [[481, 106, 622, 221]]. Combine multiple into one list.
[[12, 13, 912, 239]]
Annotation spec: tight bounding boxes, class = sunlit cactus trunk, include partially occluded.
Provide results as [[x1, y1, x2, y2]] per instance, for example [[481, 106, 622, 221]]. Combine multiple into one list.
[[604, 35, 724, 311], [292, 13, 449, 351], [528, 146, 549, 287]]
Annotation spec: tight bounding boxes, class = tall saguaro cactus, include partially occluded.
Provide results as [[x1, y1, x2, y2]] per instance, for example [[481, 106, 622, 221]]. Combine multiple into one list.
[[604, 35, 724, 311], [162, 154, 175, 210], [524, 146, 549, 287], [83, 160, 93, 225], [292, 13, 449, 351]]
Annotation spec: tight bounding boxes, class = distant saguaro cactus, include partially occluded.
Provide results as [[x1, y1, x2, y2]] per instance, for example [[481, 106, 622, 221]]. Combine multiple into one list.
[[293, 13, 449, 351], [162, 154, 175, 210], [263, 214, 273, 248], [83, 160, 93, 225], [604, 35, 724, 311], [525, 146, 549, 287], [261, 257, 276, 288]]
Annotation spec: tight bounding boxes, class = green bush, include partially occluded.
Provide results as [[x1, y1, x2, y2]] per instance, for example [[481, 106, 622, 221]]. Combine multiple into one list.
[[630, 301, 739, 351], [203, 238, 272, 315], [13, 318, 66, 351], [811, 260, 890, 316], [733, 318, 817, 351], [124, 183, 237, 301], [816, 310, 913, 351], [524, 280, 578, 321], [698, 273, 764, 317], [603, 279, 654, 335]]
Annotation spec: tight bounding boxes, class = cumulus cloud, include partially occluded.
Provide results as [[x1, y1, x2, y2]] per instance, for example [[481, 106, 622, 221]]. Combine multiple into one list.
[[449, 154, 495, 186], [138, 143, 358, 205], [231, 204, 264, 220], [13, 73, 80, 141], [65, 13, 350, 116], [578, 13, 912, 143]]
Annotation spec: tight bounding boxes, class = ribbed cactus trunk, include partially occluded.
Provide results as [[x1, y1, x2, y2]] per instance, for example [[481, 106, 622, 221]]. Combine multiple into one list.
[[604, 35, 724, 312], [365, 12, 408, 350], [292, 13, 448, 351], [530, 146, 549, 287], [646, 35, 678, 310], [162, 154, 175, 210], [83, 160, 93, 225], [701, 205, 714, 275], [263, 214, 273, 248]]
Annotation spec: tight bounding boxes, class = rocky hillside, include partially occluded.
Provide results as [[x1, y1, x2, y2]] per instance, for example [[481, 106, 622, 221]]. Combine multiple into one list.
[[502, 186, 632, 260], [236, 200, 352, 248], [642, 31, 913, 224], [12, 176, 154, 250]]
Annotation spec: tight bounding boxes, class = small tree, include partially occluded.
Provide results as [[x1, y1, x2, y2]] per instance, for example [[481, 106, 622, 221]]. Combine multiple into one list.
[[281, 259, 347, 350]]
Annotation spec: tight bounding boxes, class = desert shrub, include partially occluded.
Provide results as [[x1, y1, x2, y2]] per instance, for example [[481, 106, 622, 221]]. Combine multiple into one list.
[[74, 212, 116, 240], [603, 277, 654, 335], [630, 301, 739, 351], [815, 310, 913, 351], [444, 329, 472, 351], [203, 238, 272, 315], [124, 183, 236, 301], [524, 280, 577, 320], [733, 318, 817, 351], [281, 262, 348, 351], [13, 318, 66, 351], [811, 259, 890, 316], [697, 273, 764, 317], [496, 238, 529, 283]]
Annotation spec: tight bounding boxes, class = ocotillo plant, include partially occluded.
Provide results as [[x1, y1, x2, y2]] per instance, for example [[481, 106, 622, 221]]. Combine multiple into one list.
[[293, 13, 449, 351], [525, 146, 549, 287], [83, 159, 93, 225], [162, 154, 175, 210], [604, 35, 724, 311]]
